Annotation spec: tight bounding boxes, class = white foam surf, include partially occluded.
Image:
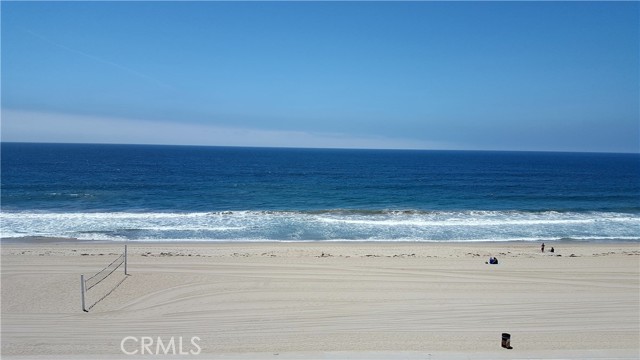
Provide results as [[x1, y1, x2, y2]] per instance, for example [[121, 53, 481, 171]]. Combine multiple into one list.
[[1, 210, 638, 242]]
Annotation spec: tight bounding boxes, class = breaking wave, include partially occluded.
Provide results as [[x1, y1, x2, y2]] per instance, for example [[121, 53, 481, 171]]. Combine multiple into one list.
[[1, 209, 638, 242]]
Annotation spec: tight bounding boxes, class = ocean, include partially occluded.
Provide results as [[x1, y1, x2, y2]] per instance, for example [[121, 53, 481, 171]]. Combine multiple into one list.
[[1, 142, 639, 242]]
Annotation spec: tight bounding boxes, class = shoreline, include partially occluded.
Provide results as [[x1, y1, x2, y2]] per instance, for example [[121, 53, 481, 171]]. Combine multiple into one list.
[[3, 235, 639, 245]]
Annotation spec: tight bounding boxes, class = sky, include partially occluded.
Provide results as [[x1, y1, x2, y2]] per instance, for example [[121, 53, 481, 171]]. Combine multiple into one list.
[[1, 1, 638, 153]]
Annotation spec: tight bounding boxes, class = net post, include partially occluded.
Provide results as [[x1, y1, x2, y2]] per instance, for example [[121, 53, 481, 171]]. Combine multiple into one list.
[[124, 245, 128, 275], [80, 274, 87, 312]]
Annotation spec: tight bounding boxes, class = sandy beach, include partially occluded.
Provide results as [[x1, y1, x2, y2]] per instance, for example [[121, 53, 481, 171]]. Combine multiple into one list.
[[1, 240, 639, 359]]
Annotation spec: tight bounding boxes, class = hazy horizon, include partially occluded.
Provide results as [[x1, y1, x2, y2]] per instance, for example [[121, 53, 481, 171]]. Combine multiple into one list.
[[3, 140, 639, 155]]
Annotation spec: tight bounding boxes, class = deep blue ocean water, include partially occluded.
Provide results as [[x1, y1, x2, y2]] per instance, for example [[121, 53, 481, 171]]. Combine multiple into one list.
[[1, 143, 639, 242]]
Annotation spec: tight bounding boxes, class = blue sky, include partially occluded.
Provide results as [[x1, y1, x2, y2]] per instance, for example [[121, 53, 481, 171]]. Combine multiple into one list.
[[2, 2, 638, 152]]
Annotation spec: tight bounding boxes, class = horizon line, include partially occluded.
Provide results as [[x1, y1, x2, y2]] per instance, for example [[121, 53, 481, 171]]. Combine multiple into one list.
[[2, 140, 638, 155]]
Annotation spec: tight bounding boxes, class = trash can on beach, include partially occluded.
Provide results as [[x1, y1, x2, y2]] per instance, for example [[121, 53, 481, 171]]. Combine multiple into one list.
[[501, 333, 512, 349]]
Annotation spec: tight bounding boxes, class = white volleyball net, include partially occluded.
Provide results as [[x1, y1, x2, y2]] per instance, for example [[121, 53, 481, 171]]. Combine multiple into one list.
[[81, 245, 128, 311]]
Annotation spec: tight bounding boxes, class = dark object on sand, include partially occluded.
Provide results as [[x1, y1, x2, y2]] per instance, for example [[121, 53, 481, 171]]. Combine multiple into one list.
[[488, 257, 498, 264], [550, 247, 554, 253], [501, 333, 512, 349]]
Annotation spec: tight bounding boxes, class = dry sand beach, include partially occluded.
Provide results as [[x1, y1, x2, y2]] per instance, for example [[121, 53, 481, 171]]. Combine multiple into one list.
[[2, 240, 639, 359]]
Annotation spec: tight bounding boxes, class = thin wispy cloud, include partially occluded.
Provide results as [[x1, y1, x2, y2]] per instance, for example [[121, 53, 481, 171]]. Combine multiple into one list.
[[22, 28, 173, 90]]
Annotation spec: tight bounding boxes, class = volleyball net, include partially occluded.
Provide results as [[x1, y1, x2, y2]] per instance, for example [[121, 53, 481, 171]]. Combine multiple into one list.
[[80, 245, 128, 312]]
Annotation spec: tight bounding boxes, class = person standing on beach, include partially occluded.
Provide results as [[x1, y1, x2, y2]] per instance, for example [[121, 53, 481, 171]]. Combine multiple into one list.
[[541, 243, 545, 253]]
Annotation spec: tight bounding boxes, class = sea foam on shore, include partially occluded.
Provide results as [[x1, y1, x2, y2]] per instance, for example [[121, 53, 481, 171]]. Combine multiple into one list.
[[2, 209, 638, 242]]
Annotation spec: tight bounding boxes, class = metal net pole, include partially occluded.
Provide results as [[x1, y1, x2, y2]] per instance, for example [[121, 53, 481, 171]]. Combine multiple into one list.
[[80, 274, 86, 312]]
